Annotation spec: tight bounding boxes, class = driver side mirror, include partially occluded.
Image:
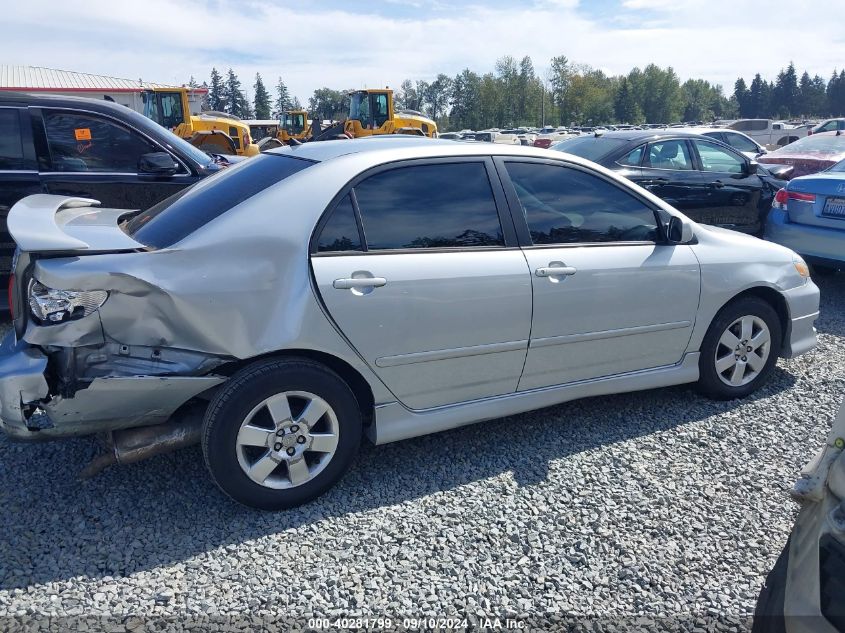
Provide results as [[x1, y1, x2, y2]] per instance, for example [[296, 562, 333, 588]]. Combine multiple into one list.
[[667, 216, 694, 244], [139, 152, 179, 176], [744, 160, 759, 176]]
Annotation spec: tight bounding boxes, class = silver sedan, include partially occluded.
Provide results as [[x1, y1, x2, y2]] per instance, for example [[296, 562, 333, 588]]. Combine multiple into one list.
[[0, 138, 820, 509]]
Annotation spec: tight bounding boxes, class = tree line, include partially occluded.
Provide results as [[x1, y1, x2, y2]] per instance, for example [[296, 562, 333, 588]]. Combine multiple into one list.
[[189, 59, 845, 130], [190, 68, 301, 120], [733, 63, 845, 120]]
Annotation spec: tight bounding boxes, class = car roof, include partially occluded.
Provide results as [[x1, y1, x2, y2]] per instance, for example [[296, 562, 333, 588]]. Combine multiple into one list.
[[563, 129, 716, 143], [268, 136, 605, 168]]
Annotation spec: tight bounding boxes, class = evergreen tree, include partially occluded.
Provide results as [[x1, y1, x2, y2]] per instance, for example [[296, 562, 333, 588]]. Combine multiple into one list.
[[223, 68, 249, 118], [733, 78, 750, 117], [614, 77, 643, 124], [274, 78, 291, 115], [208, 68, 224, 111], [253, 73, 272, 119]]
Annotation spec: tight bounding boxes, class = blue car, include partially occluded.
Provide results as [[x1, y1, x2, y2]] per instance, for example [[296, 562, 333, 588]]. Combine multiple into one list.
[[765, 159, 845, 271]]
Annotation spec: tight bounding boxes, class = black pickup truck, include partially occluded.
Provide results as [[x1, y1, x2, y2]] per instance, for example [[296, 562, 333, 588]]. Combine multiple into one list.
[[0, 91, 241, 309]]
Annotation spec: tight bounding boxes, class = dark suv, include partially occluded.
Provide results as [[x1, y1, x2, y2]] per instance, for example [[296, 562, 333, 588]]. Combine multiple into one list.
[[0, 91, 238, 308]]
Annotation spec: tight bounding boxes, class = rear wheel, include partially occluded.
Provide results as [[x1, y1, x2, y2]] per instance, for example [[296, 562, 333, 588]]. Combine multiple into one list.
[[202, 358, 362, 510], [697, 297, 782, 400]]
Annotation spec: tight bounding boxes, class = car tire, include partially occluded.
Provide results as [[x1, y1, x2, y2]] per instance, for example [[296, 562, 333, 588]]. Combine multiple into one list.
[[697, 296, 782, 400], [751, 539, 789, 633], [202, 357, 362, 511]]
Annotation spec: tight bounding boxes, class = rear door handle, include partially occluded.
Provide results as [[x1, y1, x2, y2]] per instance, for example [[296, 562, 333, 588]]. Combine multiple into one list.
[[536, 266, 577, 277], [333, 277, 387, 289]]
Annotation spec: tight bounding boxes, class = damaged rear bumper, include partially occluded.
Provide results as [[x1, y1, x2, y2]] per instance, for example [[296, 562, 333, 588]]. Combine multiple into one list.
[[0, 332, 225, 440]]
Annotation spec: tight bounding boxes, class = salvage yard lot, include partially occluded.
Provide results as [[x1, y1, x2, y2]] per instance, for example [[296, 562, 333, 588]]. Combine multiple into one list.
[[0, 274, 843, 621]]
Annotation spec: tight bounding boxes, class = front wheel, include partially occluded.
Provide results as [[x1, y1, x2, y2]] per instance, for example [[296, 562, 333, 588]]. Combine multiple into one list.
[[697, 297, 782, 400], [202, 358, 362, 510]]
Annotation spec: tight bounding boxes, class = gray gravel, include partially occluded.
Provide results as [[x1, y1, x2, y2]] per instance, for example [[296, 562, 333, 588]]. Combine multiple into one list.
[[0, 274, 843, 625]]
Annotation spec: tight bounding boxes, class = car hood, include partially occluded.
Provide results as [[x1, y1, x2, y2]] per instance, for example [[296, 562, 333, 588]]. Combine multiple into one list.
[[7, 195, 144, 253]]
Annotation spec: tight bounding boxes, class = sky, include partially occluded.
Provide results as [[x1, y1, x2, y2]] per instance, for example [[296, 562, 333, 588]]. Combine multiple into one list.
[[4, 0, 845, 104]]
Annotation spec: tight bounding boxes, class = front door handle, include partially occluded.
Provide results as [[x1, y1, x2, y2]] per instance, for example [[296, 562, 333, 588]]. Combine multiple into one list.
[[333, 277, 387, 289], [536, 265, 577, 277], [709, 180, 725, 189]]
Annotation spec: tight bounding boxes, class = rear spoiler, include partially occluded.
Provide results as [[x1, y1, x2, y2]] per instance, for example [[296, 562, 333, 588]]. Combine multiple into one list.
[[7, 194, 145, 252]]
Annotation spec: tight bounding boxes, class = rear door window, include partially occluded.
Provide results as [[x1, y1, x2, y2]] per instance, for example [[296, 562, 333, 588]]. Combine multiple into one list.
[[316, 195, 362, 253], [644, 140, 693, 170], [43, 110, 157, 172], [126, 153, 314, 248], [352, 162, 504, 250], [0, 109, 25, 170]]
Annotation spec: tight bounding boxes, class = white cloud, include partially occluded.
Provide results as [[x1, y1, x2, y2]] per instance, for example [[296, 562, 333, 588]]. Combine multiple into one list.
[[2, 0, 843, 104]]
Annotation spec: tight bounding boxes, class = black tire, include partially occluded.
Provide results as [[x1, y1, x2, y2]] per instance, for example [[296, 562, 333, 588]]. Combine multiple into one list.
[[697, 296, 782, 400], [752, 539, 789, 633], [202, 358, 362, 511]]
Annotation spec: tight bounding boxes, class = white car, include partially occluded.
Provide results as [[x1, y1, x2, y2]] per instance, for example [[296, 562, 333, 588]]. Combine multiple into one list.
[[725, 119, 808, 151], [685, 127, 767, 160]]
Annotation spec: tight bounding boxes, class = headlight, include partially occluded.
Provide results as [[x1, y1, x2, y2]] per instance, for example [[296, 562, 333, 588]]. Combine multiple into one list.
[[28, 280, 108, 324], [793, 255, 810, 279]]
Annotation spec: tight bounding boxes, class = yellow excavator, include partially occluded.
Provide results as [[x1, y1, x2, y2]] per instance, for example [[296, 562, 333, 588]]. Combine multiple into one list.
[[141, 87, 260, 157]]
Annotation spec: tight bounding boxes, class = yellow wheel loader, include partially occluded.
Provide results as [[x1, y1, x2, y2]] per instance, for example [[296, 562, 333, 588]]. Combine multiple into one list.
[[142, 88, 260, 157], [344, 89, 437, 138], [278, 110, 311, 143], [286, 89, 438, 146]]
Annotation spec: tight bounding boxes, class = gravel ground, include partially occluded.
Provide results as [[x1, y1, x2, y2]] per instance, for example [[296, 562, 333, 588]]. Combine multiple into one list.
[[0, 274, 843, 627]]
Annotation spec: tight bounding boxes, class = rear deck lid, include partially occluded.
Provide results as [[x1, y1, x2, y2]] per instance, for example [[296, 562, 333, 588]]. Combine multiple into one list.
[[787, 172, 845, 230]]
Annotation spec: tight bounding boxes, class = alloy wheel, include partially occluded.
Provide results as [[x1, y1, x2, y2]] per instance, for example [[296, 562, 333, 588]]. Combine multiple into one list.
[[235, 391, 340, 489], [714, 315, 771, 387]]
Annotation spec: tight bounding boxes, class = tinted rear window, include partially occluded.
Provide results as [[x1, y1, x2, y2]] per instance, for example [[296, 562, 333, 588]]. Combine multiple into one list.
[[769, 134, 845, 155], [126, 153, 314, 248], [551, 136, 628, 162]]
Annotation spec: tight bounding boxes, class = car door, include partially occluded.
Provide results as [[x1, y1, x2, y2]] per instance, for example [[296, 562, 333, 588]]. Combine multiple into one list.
[[632, 138, 710, 217], [0, 106, 43, 306], [496, 158, 701, 391], [34, 107, 197, 210], [689, 138, 764, 233], [310, 159, 533, 410]]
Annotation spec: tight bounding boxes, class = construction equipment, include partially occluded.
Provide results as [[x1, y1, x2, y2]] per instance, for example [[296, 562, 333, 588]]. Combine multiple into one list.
[[141, 88, 260, 157], [344, 89, 437, 138], [278, 109, 312, 143]]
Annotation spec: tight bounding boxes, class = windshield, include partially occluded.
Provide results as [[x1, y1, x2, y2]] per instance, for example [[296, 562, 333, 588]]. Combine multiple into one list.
[[551, 136, 628, 162], [143, 91, 185, 130], [349, 92, 370, 123], [770, 134, 845, 155], [282, 113, 305, 134]]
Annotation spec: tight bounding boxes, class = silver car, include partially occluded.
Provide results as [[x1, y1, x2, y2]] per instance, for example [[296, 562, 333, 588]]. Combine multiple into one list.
[[0, 138, 821, 510]]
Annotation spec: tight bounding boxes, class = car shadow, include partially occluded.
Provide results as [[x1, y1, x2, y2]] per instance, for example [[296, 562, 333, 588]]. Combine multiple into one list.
[[0, 364, 798, 590]]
